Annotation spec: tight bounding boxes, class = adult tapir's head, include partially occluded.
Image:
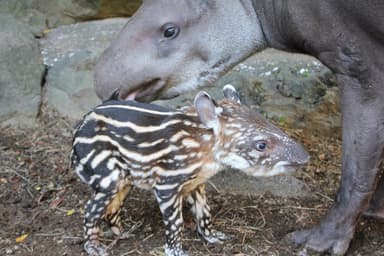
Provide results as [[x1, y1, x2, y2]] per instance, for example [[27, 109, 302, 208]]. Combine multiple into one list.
[[95, 0, 266, 102]]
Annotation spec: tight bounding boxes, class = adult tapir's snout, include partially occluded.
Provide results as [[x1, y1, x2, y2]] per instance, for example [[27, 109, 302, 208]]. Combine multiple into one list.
[[94, 12, 170, 102], [94, 0, 266, 102], [95, 42, 167, 102]]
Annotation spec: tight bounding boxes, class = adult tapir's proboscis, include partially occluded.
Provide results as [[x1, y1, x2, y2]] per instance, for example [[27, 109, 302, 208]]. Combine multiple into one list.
[[94, 1, 384, 255]]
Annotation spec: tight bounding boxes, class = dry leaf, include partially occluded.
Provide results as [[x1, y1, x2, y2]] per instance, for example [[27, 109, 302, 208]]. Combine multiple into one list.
[[67, 209, 75, 216], [15, 234, 28, 243]]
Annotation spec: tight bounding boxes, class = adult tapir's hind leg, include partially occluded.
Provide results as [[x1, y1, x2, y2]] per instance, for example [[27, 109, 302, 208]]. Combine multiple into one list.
[[364, 165, 384, 219], [290, 73, 384, 255]]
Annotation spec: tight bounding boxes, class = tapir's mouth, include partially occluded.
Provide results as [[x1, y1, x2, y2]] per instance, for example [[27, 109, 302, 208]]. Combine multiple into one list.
[[120, 78, 169, 102], [282, 164, 300, 173]]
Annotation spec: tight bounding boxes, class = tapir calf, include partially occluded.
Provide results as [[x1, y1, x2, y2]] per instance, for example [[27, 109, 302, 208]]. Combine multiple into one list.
[[94, 1, 384, 255]]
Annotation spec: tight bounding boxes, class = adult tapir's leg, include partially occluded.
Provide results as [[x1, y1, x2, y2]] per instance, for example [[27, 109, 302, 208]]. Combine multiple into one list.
[[290, 73, 384, 255], [364, 167, 384, 219]]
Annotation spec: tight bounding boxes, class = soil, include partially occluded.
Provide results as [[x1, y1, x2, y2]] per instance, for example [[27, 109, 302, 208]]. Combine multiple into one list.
[[1, 111, 384, 256]]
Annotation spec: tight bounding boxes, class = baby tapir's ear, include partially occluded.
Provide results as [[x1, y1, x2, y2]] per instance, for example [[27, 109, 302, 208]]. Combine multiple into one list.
[[223, 84, 241, 104], [194, 91, 220, 135], [104, 88, 121, 102]]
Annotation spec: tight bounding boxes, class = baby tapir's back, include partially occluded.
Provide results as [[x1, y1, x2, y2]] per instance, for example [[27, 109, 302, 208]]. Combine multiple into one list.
[[72, 99, 211, 191]]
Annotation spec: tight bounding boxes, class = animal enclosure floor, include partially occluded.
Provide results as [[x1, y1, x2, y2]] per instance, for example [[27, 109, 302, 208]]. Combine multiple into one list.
[[1, 111, 384, 256]]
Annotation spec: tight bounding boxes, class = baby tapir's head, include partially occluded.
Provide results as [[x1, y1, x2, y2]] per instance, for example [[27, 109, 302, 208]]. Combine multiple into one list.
[[194, 85, 309, 176]]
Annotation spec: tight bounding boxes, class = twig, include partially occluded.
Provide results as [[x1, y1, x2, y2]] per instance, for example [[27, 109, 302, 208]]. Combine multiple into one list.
[[207, 181, 220, 194], [241, 232, 247, 245], [121, 249, 143, 256], [226, 226, 258, 232], [34, 232, 64, 237], [315, 191, 334, 202], [142, 234, 153, 242], [2, 167, 29, 182], [274, 206, 326, 211], [202, 240, 213, 255], [62, 236, 83, 240]]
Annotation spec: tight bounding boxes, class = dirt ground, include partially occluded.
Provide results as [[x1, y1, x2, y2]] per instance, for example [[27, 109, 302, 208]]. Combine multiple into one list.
[[1, 111, 384, 256]]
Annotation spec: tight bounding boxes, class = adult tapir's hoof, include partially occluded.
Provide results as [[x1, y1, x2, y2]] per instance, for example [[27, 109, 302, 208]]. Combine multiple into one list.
[[363, 208, 384, 220], [287, 226, 353, 255]]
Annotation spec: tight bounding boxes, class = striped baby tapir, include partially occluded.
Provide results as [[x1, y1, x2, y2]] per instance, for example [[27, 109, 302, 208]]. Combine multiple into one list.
[[71, 85, 309, 256]]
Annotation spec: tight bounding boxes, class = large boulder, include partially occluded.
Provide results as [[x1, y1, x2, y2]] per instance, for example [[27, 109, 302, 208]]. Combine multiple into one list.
[[155, 49, 340, 136], [0, 0, 141, 35], [91, 0, 142, 19], [0, 14, 45, 127], [40, 18, 128, 121]]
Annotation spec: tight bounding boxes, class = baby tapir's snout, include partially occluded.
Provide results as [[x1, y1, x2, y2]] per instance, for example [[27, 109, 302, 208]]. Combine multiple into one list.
[[244, 133, 310, 176]]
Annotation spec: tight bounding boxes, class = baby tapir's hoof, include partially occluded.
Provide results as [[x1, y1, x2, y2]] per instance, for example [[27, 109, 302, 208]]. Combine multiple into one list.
[[84, 241, 108, 256], [165, 246, 189, 256], [202, 230, 228, 244]]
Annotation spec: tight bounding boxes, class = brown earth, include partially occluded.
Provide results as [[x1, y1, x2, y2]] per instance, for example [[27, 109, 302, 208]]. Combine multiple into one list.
[[1, 110, 384, 256]]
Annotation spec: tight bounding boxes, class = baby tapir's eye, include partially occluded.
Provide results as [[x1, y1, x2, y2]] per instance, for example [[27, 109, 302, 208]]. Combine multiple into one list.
[[254, 140, 267, 152], [162, 23, 180, 39]]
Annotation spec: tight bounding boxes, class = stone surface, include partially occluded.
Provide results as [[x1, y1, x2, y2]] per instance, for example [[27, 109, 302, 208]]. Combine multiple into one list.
[[40, 18, 128, 121], [0, 14, 45, 127], [93, 0, 142, 19], [0, 0, 141, 35], [210, 169, 310, 198], [155, 49, 340, 136]]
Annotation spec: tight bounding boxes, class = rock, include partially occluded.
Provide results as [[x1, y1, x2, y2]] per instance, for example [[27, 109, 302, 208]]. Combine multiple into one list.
[[0, 0, 141, 35], [40, 18, 128, 121], [210, 169, 310, 198], [0, 14, 45, 127], [233, 49, 340, 135], [155, 49, 340, 136], [90, 0, 142, 19], [0, 1, 51, 36]]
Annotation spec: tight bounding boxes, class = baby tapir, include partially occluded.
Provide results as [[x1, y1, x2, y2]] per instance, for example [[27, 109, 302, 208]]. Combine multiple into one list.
[[71, 85, 309, 256]]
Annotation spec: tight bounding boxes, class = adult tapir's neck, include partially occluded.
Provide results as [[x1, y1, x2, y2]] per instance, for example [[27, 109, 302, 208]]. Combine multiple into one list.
[[251, 0, 302, 53], [251, 0, 384, 68]]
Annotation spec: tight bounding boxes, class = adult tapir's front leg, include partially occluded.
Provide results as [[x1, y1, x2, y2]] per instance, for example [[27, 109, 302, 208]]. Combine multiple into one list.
[[290, 74, 384, 255], [364, 171, 384, 219]]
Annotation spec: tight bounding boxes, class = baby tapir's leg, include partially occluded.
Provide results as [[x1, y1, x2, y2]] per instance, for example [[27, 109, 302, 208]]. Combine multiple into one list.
[[84, 191, 113, 256], [84, 178, 131, 256], [103, 178, 131, 237], [154, 185, 187, 256], [186, 184, 227, 244]]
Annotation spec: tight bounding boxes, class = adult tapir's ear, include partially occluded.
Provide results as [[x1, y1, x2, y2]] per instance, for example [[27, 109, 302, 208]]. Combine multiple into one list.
[[223, 84, 241, 104], [194, 91, 221, 134]]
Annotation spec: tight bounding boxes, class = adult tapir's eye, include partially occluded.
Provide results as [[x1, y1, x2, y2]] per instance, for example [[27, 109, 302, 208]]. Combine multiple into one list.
[[162, 23, 180, 39], [254, 140, 267, 152]]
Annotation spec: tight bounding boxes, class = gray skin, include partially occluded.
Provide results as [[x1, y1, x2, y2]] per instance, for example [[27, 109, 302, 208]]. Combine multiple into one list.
[[94, 0, 384, 255]]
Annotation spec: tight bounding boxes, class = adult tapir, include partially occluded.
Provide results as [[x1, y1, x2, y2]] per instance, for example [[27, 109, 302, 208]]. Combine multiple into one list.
[[94, 1, 384, 255]]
